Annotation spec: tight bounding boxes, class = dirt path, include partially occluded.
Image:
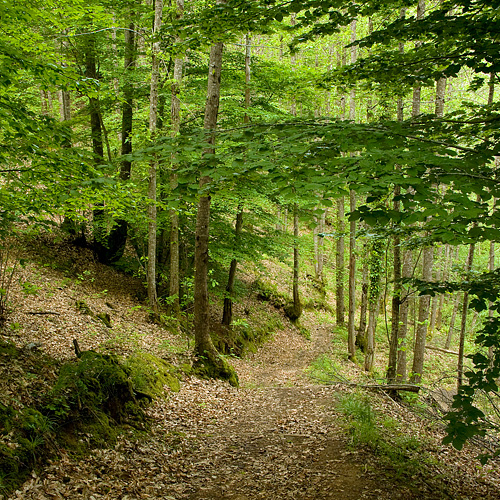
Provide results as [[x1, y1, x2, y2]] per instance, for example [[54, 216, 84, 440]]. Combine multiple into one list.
[[8, 326, 429, 499]]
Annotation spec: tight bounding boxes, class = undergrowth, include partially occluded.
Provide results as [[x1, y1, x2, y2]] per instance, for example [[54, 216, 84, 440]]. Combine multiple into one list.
[[337, 391, 428, 479]]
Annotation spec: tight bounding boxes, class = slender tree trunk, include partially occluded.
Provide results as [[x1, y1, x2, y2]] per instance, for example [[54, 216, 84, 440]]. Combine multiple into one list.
[[168, 0, 185, 319], [458, 219, 477, 388], [489, 237, 495, 359], [410, 246, 433, 384], [412, 1, 426, 118], [221, 33, 250, 326], [222, 207, 243, 326], [106, 17, 136, 264], [356, 257, 369, 351], [387, 186, 401, 382], [336, 197, 345, 325], [147, 0, 163, 318], [85, 32, 108, 261], [58, 89, 71, 122], [429, 245, 443, 336], [314, 209, 326, 284], [408, 0, 429, 385], [445, 292, 461, 350], [365, 240, 383, 373], [193, 36, 234, 382], [348, 190, 356, 359], [347, 19, 357, 360], [290, 202, 302, 320], [388, 8, 406, 382], [397, 248, 413, 381]]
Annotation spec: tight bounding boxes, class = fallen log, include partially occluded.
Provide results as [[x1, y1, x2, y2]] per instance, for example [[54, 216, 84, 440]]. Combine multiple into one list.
[[362, 384, 420, 393], [425, 345, 459, 356]]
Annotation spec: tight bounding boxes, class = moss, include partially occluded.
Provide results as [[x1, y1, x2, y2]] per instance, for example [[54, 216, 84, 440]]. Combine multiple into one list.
[[123, 351, 181, 399], [179, 363, 193, 376], [49, 351, 142, 425], [75, 300, 93, 315], [0, 340, 19, 358], [96, 312, 112, 328], [193, 352, 239, 388]]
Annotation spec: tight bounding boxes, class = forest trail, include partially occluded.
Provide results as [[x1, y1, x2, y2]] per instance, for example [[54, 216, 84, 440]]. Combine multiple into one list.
[[10, 323, 424, 500]]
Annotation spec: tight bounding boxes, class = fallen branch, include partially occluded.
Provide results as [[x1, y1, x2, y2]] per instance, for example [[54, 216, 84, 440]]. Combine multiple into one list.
[[27, 311, 61, 315], [310, 376, 420, 393], [426, 345, 459, 356], [363, 384, 420, 393]]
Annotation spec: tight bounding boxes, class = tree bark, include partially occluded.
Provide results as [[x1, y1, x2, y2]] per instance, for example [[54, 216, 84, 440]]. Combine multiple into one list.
[[348, 190, 356, 359], [147, 0, 163, 318], [222, 207, 243, 326], [290, 202, 302, 321], [397, 248, 413, 381], [356, 257, 369, 351], [410, 245, 433, 384], [364, 240, 383, 373], [387, 186, 401, 383], [457, 229, 476, 388], [105, 17, 136, 265], [445, 291, 461, 350], [336, 197, 345, 325], [221, 33, 250, 326], [85, 32, 108, 261], [194, 40, 224, 358], [168, 0, 185, 319]]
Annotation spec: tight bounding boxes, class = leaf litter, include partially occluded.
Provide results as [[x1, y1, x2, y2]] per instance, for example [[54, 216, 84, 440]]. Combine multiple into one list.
[[1, 237, 500, 499]]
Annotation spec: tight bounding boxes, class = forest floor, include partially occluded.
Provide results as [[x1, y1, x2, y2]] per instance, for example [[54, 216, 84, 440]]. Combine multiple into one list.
[[3, 236, 500, 499], [7, 321, 500, 500]]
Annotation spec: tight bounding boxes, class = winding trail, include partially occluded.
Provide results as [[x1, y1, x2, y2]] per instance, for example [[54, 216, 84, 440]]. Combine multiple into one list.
[[10, 325, 419, 499]]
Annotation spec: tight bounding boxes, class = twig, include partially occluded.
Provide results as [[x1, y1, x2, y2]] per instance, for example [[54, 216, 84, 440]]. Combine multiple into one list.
[[27, 311, 61, 315]]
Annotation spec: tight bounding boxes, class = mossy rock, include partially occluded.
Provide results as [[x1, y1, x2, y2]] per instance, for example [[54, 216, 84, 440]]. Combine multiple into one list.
[[96, 312, 112, 328], [193, 352, 239, 388], [123, 351, 181, 399], [51, 351, 139, 423], [75, 300, 93, 315]]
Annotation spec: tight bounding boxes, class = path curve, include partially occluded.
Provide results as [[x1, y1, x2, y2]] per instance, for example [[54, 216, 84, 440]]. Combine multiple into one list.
[[9, 325, 415, 500]]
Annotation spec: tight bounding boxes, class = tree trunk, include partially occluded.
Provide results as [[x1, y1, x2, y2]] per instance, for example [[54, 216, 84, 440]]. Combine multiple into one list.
[[222, 207, 243, 326], [397, 248, 413, 381], [428, 245, 443, 336], [168, 0, 185, 319], [347, 190, 356, 359], [147, 0, 163, 318], [85, 33, 107, 261], [193, 36, 237, 386], [289, 202, 302, 321], [457, 228, 476, 388], [106, 17, 136, 264], [364, 239, 383, 373], [387, 187, 401, 383], [411, 1, 426, 119], [222, 33, 250, 326], [314, 209, 326, 285], [336, 197, 345, 325], [408, 1, 429, 385], [387, 8, 406, 383], [356, 258, 369, 351], [347, 19, 357, 359], [410, 245, 433, 384], [445, 292, 461, 350]]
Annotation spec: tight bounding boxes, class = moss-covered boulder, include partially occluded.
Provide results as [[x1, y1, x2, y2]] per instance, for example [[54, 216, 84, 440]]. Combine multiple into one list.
[[50, 351, 141, 423], [123, 351, 180, 399], [193, 350, 239, 388]]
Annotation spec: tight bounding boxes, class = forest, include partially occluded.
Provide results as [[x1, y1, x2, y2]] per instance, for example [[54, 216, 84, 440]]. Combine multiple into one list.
[[1, 0, 500, 498]]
